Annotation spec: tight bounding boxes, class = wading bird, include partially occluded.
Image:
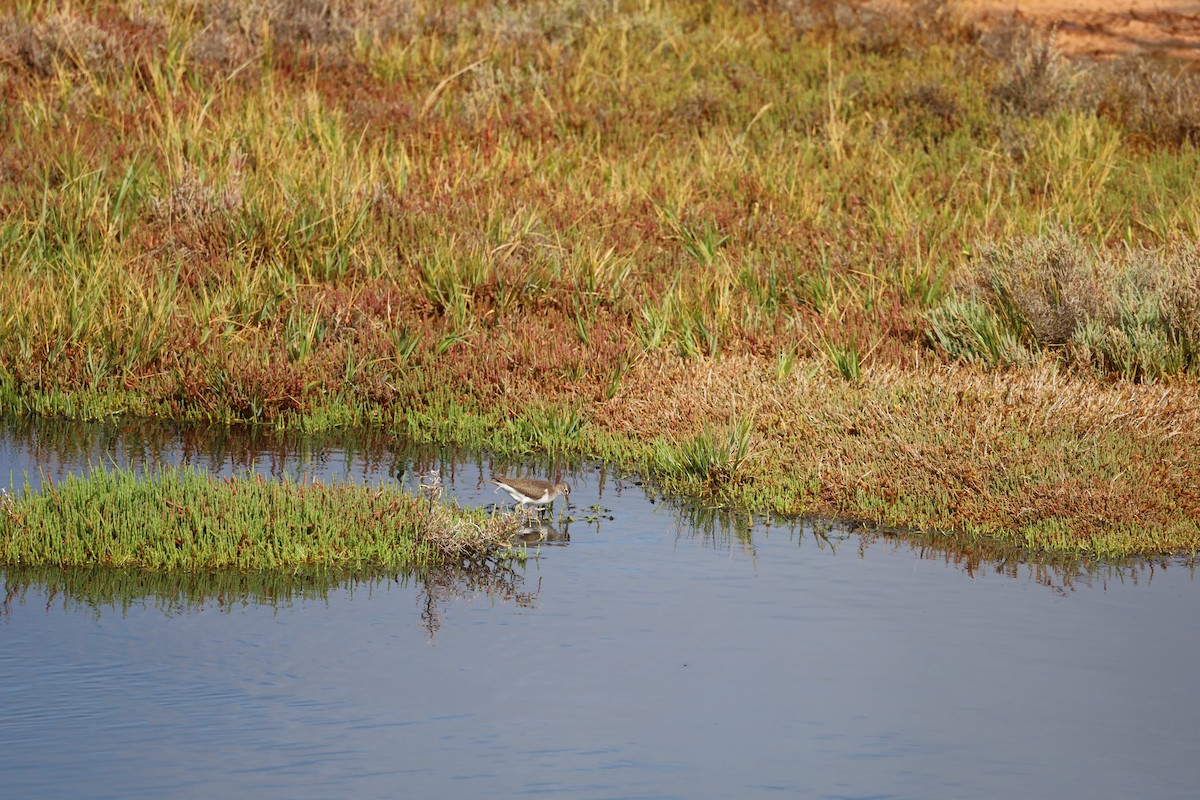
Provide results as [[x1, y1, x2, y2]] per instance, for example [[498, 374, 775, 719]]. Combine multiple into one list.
[[488, 475, 571, 513]]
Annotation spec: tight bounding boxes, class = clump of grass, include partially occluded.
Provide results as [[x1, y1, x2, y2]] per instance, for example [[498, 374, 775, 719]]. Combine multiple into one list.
[[978, 17, 1200, 150], [654, 417, 754, 489], [658, 206, 728, 267], [924, 296, 1022, 367], [284, 304, 327, 363], [506, 406, 585, 452], [774, 347, 797, 380], [821, 338, 862, 382], [150, 161, 245, 225], [928, 233, 1200, 381], [0, 467, 523, 572], [183, 0, 414, 69], [391, 325, 421, 361]]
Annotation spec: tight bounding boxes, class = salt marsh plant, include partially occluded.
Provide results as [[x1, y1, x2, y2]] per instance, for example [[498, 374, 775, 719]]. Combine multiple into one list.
[[0, 467, 523, 572], [928, 234, 1200, 380]]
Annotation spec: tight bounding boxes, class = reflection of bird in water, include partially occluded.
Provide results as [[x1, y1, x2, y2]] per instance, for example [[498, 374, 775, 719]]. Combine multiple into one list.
[[512, 520, 570, 546], [488, 475, 571, 513]]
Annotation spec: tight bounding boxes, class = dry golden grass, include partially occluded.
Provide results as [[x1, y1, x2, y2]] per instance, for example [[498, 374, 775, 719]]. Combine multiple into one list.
[[601, 353, 1199, 555]]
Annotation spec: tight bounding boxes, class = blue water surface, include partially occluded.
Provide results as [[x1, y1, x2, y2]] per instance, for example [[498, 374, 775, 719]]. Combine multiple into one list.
[[1, 417, 1197, 800]]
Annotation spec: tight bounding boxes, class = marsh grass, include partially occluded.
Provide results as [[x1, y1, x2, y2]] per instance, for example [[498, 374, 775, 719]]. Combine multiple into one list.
[[654, 418, 755, 491], [0, 466, 522, 571], [1, 0, 1199, 555]]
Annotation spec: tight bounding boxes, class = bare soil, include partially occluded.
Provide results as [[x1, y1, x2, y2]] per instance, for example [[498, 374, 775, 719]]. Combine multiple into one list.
[[957, 0, 1200, 60]]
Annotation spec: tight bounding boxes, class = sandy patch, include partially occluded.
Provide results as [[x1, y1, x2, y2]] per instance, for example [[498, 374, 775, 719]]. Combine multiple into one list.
[[956, 0, 1200, 60]]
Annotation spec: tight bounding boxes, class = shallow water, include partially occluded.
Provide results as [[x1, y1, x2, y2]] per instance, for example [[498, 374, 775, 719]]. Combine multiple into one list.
[[1, 417, 1198, 799]]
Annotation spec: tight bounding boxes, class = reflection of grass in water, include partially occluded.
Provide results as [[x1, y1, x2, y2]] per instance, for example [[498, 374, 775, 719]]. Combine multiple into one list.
[[1, 561, 531, 638], [672, 504, 861, 562], [1, 564, 352, 616], [670, 501, 758, 559], [419, 561, 538, 639], [669, 502, 1194, 594], [851, 524, 1196, 594]]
